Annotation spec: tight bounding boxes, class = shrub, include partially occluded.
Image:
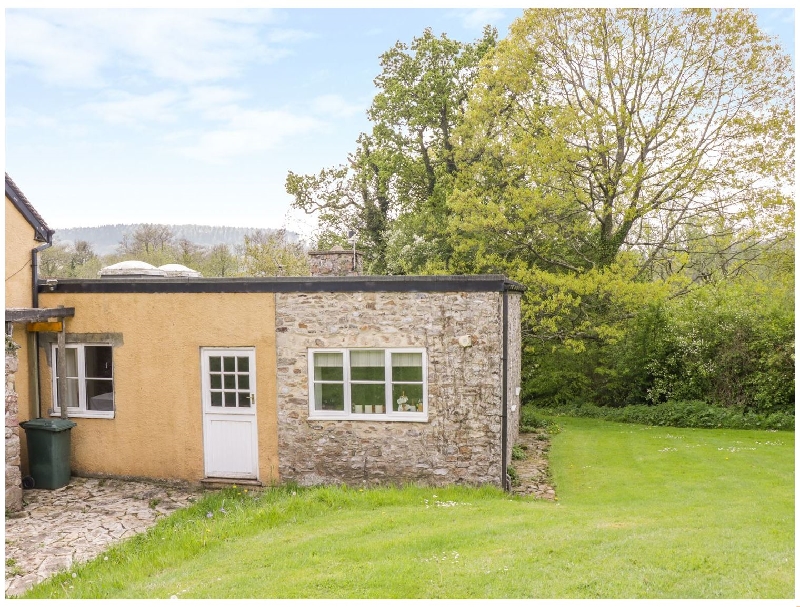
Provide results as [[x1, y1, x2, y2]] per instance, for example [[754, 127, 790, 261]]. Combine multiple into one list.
[[520, 408, 561, 434], [534, 401, 794, 431]]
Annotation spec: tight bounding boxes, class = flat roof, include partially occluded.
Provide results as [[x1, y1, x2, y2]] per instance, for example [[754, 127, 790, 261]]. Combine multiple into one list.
[[41, 275, 525, 294]]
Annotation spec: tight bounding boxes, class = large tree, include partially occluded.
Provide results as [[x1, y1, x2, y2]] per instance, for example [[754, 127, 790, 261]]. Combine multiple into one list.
[[286, 27, 497, 273], [451, 8, 793, 277], [449, 8, 794, 351]]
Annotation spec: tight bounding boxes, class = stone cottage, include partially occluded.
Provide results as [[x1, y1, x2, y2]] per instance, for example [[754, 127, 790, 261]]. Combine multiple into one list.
[[6, 175, 523, 492]]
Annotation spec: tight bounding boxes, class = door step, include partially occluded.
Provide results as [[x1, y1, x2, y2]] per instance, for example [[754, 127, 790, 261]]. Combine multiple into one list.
[[200, 477, 263, 490]]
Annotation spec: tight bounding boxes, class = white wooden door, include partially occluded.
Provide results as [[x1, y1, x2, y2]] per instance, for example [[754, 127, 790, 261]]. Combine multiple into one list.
[[201, 348, 258, 479]]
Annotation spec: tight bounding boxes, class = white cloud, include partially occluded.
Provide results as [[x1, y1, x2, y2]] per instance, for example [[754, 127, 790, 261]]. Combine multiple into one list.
[[5, 107, 58, 129], [184, 86, 250, 116], [5, 9, 311, 88], [310, 94, 365, 119], [176, 108, 322, 163], [82, 89, 182, 125], [5, 12, 108, 87]]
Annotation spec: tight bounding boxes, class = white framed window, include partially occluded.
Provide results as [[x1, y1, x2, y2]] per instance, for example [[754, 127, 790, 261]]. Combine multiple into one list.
[[51, 344, 115, 419], [308, 348, 427, 421]]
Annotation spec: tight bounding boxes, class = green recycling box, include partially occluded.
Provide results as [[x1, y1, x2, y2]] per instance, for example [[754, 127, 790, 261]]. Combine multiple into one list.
[[19, 418, 77, 489]]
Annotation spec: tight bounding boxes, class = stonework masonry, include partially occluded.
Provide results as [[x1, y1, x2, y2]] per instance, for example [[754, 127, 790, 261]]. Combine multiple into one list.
[[6, 348, 23, 512], [308, 248, 364, 276], [506, 291, 522, 469], [275, 289, 521, 488]]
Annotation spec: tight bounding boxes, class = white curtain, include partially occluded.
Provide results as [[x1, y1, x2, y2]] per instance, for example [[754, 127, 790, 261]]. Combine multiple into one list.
[[392, 352, 422, 368], [351, 350, 384, 367], [314, 352, 343, 368]]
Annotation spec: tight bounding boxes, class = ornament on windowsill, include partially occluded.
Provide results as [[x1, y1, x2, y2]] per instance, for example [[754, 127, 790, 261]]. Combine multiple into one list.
[[397, 391, 411, 411]]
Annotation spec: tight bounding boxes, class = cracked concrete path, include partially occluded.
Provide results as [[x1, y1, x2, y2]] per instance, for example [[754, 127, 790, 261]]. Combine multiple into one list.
[[5, 476, 200, 597]]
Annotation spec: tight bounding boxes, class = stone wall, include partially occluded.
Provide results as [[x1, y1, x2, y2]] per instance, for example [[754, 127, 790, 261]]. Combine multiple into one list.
[[6, 346, 23, 512], [506, 292, 522, 471], [308, 247, 363, 276], [275, 290, 512, 487]]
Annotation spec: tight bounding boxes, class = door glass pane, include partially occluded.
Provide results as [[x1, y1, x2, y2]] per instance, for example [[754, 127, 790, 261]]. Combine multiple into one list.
[[210, 374, 221, 389], [314, 383, 344, 411], [223, 357, 235, 372], [238, 374, 250, 390], [393, 384, 424, 412], [86, 380, 114, 411], [237, 357, 249, 372], [224, 392, 236, 407], [314, 352, 343, 381], [224, 374, 236, 389], [85, 346, 113, 378], [210, 356, 221, 372], [211, 391, 222, 406], [238, 392, 251, 407]]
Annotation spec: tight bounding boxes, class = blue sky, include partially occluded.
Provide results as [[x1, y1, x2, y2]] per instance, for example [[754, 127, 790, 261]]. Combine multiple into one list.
[[3, 7, 795, 242]]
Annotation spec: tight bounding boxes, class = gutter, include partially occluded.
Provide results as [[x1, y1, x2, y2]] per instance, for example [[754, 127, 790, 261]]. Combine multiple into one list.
[[30, 241, 52, 419]]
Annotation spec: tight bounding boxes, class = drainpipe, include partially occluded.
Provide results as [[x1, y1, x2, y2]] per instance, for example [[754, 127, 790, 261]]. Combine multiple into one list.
[[31, 241, 51, 308], [501, 288, 509, 491], [30, 241, 52, 419]]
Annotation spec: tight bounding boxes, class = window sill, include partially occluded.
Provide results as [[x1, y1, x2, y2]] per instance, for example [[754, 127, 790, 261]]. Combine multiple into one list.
[[308, 414, 428, 423], [50, 410, 115, 420]]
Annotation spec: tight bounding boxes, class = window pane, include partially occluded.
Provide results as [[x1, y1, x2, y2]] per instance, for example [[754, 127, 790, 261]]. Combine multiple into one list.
[[351, 351, 384, 366], [351, 351, 384, 381], [211, 391, 222, 406], [86, 380, 114, 411], [392, 353, 422, 382], [85, 346, 113, 378], [224, 392, 236, 407], [238, 392, 251, 407], [210, 357, 221, 372], [314, 353, 343, 381], [59, 378, 79, 408], [223, 357, 235, 372], [237, 357, 249, 372], [352, 383, 386, 409], [238, 374, 250, 390], [314, 383, 344, 411], [55, 347, 79, 379], [210, 374, 222, 389], [393, 384, 424, 412], [224, 374, 236, 389]]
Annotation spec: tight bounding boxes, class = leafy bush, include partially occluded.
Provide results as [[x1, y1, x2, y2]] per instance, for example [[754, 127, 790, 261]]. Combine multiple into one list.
[[534, 401, 794, 431], [523, 271, 794, 416], [511, 444, 527, 461], [520, 408, 561, 434]]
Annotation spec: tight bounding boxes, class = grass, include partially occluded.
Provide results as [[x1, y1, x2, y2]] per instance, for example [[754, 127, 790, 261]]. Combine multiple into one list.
[[21, 417, 793, 599]]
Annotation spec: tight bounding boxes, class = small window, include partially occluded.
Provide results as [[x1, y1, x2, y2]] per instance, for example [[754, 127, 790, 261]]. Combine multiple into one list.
[[308, 349, 427, 421], [52, 344, 114, 419]]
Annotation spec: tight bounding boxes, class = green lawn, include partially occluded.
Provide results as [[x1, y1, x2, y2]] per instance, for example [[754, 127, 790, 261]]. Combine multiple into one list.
[[22, 418, 794, 599]]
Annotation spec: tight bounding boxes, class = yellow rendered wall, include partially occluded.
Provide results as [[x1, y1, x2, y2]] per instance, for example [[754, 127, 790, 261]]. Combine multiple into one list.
[[36, 291, 278, 484], [5, 196, 36, 309], [5, 195, 37, 434]]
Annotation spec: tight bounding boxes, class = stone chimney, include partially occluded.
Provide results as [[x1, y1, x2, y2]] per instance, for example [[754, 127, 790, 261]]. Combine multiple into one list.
[[308, 245, 363, 276]]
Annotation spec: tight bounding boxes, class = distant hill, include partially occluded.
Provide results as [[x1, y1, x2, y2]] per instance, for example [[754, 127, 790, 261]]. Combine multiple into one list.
[[53, 224, 297, 256]]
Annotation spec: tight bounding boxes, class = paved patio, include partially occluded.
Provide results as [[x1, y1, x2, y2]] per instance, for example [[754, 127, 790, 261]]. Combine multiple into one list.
[[5, 476, 200, 597]]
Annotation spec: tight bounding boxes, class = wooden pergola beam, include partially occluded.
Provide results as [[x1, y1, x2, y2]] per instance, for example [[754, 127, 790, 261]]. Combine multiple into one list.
[[5, 307, 75, 323]]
